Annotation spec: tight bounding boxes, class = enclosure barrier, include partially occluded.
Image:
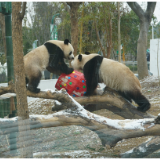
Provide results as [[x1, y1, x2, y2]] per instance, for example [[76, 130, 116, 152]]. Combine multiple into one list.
[[0, 94, 17, 118]]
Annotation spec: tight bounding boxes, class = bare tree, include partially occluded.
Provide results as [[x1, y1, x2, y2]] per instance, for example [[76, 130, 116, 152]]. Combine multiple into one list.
[[127, 2, 156, 79], [12, 2, 33, 158]]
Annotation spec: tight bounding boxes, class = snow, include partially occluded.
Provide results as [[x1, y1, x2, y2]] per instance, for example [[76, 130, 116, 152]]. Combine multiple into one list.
[[123, 148, 134, 154], [0, 88, 155, 131], [1, 76, 158, 135], [54, 89, 155, 130], [140, 76, 160, 83], [0, 117, 17, 122], [29, 114, 54, 120], [55, 100, 62, 105], [138, 146, 146, 153]]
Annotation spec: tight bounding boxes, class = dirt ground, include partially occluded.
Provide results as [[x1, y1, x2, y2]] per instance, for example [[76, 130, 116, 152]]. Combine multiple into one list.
[[27, 76, 160, 158]]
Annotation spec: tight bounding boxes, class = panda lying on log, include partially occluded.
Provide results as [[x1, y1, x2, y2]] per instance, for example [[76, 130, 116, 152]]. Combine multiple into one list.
[[24, 39, 74, 93], [71, 52, 150, 112]]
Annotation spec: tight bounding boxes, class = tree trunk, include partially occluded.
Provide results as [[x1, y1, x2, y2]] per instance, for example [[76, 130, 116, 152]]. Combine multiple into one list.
[[0, 13, 6, 56], [66, 2, 82, 56], [106, 14, 112, 58], [107, 46, 111, 58], [70, 8, 79, 56], [95, 20, 106, 57], [12, 2, 33, 158], [127, 2, 156, 79], [117, 2, 121, 62], [137, 20, 149, 79]]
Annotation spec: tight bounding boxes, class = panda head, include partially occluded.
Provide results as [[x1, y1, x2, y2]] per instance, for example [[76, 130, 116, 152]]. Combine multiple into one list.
[[71, 53, 100, 71], [63, 39, 74, 60], [71, 54, 86, 71]]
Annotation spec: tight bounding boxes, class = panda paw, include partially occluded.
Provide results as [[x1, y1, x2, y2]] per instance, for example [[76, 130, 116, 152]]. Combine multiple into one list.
[[27, 86, 40, 93], [67, 68, 74, 74], [137, 105, 150, 112]]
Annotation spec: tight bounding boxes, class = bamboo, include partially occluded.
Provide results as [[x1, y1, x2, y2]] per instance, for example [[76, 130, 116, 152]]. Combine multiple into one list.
[[5, 12, 14, 83]]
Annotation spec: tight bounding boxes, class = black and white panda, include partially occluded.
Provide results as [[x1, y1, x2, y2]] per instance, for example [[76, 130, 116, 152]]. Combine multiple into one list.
[[24, 39, 74, 93], [71, 52, 150, 112]]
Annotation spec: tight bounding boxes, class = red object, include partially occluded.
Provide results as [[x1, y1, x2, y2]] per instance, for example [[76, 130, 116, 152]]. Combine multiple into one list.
[[55, 70, 87, 97]]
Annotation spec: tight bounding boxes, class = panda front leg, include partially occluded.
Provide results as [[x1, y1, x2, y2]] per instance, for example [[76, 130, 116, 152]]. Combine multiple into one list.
[[27, 71, 42, 93]]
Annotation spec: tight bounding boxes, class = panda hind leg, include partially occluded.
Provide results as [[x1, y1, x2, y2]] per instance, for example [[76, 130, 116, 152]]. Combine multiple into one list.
[[125, 90, 150, 112], [27, 71, 42, 93], [118, 91, 132, 103]]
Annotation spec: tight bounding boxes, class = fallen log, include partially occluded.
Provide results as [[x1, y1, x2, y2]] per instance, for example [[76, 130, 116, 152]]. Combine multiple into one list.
[[0, 89, 160, 148], [121, 136, 160, 158], [0, 84, 154, 119]]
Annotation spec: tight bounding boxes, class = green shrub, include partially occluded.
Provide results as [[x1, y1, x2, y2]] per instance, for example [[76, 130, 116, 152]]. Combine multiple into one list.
[[127, 64, 137, 71]]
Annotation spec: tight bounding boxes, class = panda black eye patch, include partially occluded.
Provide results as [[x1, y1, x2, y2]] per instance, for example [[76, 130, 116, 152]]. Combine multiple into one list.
[[69, 52, 72, 55]]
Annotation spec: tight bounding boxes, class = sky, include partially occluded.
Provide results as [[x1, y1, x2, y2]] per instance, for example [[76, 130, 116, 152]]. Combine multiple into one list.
[[139, 1, 160, 23], [154, 2, 160, 23]]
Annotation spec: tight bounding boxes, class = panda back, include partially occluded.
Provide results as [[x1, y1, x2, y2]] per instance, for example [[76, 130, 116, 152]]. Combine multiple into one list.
[[99, 58, 141, 92], [24, 45, 49, 72]]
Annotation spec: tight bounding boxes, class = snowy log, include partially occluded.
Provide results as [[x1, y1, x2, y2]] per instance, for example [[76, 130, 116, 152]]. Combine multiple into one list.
[[0, 89, 160, 148], [0, 81, 15, 95], [0, 84, 154, 119], [121, 136, 160, 158], [1, 114, 160, 149]]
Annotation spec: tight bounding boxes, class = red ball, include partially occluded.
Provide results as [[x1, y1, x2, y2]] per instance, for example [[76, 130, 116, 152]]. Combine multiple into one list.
[[55, 70, 86, 97]]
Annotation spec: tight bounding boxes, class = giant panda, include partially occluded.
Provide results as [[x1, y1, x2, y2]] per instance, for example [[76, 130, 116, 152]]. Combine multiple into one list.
[[24, 39, 74, 93], [71, 52, 150, 112]]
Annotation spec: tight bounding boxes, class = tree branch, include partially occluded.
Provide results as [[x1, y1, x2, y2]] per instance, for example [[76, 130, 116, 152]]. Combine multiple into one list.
[[66, 2, 82, 8], [127, 2, 144, 21], [121, 136, 160, 158], [145, 2, 156, 21], [0, 84, 154, 119], [0, 91, 159, 149], [61, 1, 70, 12], [94, 20, 106, 57], [20, 2, 26, 20]]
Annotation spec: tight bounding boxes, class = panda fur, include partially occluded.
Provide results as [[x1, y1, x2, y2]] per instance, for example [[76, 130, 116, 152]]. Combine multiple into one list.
[[71, 53, 150, 112], [24, 39, 74, 93]]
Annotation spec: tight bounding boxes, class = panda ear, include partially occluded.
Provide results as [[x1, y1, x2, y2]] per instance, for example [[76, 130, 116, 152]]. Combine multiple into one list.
[[85, 51, 90, 55], [64, 39, 69, 45], [78, 54, 82, 61]]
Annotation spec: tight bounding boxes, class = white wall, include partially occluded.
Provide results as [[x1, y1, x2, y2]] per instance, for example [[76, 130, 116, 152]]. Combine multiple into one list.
[[150, 39, 160, 76]]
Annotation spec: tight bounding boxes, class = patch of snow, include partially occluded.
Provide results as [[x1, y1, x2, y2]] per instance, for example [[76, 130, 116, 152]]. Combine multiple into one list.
[[55, 100, 61, 105], [43, 89, 55, 92], [147, 123, 155, 129], [54, 89, 155, 130], [123, 148, 134, 154], [0, 117, 18, 122], [138, 146, 146, 153], [29, 114, 53, 120], [140, 76, 159, 83], [145, 137, 153, 147]]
